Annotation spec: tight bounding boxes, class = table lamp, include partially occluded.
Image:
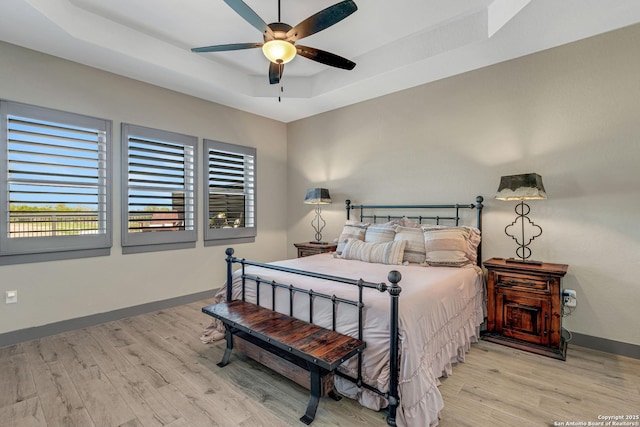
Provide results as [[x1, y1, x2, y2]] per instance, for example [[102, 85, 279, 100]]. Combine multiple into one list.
[[304, 188, 331, 244], [495, 173, 547, 264]]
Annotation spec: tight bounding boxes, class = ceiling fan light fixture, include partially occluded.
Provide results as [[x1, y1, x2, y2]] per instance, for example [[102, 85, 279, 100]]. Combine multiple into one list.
[[262, 40, 297, 64], [191, 0, 357, 84]]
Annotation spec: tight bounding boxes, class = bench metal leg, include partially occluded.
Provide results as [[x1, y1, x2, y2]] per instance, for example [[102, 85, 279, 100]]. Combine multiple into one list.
[[217, 324, 233, 367], [300, 364, 322, 425]]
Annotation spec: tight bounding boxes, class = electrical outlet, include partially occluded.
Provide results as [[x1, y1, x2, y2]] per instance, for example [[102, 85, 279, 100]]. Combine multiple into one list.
[[5, 290, 18, 304], [563, 289, 577, 307]]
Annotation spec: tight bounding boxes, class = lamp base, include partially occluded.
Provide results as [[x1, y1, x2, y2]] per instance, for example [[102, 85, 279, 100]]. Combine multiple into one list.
[[505, 257, 543, 266]]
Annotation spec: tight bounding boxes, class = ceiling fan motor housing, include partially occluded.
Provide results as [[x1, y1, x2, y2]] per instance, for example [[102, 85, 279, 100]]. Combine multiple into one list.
[[264, 22, 293, 42]]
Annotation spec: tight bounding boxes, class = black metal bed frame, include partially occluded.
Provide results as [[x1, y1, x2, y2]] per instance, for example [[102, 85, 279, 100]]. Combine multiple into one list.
[[224, 196, 484, 426]]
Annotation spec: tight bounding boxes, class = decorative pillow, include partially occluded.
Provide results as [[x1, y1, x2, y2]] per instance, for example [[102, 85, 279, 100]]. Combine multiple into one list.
[[364, 225, 396, 243], [335, 221, 368, 254], [461, 226, 481, 264], [378, 218, 403, 227], [341, 238, 406, 265], [423, 225, 481, 264], [422, 226, 481, 267], [400, 217, 422, 228], [394, 226, 426, 264]]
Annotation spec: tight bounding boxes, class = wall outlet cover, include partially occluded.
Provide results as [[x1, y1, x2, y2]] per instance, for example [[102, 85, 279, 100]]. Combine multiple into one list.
[[563, 289, 577, 307], [6, 290, 18, 304]]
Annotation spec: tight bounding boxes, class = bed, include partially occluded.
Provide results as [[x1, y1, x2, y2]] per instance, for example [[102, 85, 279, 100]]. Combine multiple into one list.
[[201, 197, 485, 427]]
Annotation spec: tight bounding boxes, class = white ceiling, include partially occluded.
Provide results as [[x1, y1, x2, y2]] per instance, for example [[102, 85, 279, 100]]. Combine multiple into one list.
[[1, 0, 640, 123]]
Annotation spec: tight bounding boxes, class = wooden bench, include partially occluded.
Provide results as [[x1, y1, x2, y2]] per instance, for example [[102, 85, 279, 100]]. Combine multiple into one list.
[[202, 299, 366, 424]]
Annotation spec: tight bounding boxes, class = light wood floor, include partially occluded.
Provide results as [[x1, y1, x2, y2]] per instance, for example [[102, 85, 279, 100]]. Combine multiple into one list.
[[1, 300, 639, 427]]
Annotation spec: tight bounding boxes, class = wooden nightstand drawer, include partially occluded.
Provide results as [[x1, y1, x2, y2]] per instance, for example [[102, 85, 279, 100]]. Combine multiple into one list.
[[294, 242, 337, 258], [495, 271, 550, 293], [298, 247, 324, 257]]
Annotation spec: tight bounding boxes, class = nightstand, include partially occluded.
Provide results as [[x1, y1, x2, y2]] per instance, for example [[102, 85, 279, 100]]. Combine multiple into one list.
[[294, 242, 337, 258], [483, 257, 569, 360]]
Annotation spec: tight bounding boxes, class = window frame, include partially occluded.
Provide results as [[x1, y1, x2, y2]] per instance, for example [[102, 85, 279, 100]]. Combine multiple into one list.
[[121, 123, 198, 254], [203, 139, 256, 246], [0, 100, 112, 265]]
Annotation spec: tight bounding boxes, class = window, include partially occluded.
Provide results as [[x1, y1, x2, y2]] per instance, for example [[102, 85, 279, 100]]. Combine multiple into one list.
[[121, 124, 197, 254], [204, 139, 256, 246], [0, 100, 112, 265]]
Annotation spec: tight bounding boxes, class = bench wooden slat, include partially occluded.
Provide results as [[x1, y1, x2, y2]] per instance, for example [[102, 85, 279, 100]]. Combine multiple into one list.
[[202, 300, 365, 371]]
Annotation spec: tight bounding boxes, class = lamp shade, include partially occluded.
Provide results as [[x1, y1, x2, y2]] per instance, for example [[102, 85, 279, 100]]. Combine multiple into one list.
[[262, 40, 297, 64], [304, 188, 331, 204], [495, 173, 547, 201]]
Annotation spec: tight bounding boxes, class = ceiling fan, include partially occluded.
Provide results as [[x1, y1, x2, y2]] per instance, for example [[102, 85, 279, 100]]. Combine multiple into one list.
[[192, 0, 358, 85]]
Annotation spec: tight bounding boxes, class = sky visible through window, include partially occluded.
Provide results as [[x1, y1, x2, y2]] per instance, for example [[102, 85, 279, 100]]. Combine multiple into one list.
[[127, 136, 190, 213], [6, 114, 108, 237], [8, 116, 174, 212], [8, 115, 103, 211]]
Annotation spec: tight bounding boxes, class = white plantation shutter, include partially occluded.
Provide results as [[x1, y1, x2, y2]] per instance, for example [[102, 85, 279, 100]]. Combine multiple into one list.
[[204, 139, 256, 245], [0, 100, 112, 264], [121, 124, 197, 253]]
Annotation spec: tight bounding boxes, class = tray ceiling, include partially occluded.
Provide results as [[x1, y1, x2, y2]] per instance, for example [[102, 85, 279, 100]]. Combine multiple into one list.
[[1, 0, 639, 122]]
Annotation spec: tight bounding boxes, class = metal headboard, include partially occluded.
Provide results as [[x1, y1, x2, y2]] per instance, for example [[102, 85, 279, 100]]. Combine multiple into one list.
[[346, 196, 484, 266]]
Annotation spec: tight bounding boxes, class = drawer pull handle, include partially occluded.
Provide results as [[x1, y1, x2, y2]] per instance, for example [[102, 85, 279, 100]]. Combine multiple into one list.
[[507, 279, 536, 286]]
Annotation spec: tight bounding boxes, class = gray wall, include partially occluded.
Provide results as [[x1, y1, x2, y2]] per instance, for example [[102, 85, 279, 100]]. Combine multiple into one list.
[[0, 41, 288, 335], [2, 23, 639, 348], [287, 24, 640, 346]]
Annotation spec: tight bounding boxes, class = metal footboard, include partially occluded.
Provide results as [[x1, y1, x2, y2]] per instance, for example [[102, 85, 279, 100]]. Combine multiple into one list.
[[224, 248, 403, 426]]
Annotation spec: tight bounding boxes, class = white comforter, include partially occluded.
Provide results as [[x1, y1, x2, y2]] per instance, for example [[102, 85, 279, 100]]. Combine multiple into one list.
[[206, 253, 485, 427]]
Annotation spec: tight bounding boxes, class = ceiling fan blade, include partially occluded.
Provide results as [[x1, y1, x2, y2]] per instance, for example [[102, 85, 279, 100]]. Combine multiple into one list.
[[286, 0, 357, 42], [269, 62, 283, 84], [223, 0, 274, 38], [191, 43, 262, 53], [296, 45, 356, 70]]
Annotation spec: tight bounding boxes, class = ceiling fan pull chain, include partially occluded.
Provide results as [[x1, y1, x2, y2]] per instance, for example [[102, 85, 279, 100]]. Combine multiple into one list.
[[278, 62, 283, 102]]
